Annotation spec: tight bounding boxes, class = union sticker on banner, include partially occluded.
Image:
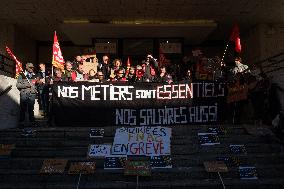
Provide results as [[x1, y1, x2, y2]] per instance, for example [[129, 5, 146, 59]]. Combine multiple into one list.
[[88, 144, 111, 158]]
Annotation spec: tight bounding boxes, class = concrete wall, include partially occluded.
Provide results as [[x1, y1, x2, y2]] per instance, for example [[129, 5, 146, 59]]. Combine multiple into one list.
[[0, 71, 20, 129], [242, 24, 284, 64]]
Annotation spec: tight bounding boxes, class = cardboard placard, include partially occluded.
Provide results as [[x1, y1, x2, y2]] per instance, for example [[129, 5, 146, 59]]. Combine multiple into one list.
[[208, 126, 227, 135], [90, 129, 104, 138], [0, 144, 15, 157], [21, 128, 36, 137], [40, 159, 68, 174], [88, 144, 111, 158], [227, 85, 248, 103], [198, 133, 220, 146], [216, 156, 240, 167], [124, 160, 151, 176], [82, 62, 98, 75], [204, 161, 228, 173], [229, 145, 247, 154], [150, 155, 172, 169], [104, 156, 127, 170], [239, 166, 258, 180], [68, 161, 96, 174]]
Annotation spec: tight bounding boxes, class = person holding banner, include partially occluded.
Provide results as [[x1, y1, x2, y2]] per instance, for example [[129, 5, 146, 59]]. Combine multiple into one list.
[[156, 66, 173, 84], [16, 63, 37, 126], [52, 68, 66, 82], [64, 61, 75, 82], [71, 63, 88, 81]]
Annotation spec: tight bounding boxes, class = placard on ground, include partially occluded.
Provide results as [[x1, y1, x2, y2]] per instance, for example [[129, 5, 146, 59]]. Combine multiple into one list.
[[0, 144, 15, 157], [204, 161, 228, 173], [124, 160, 151, 176], [68, 161, 96, 174], [40, 159, 68, 174]]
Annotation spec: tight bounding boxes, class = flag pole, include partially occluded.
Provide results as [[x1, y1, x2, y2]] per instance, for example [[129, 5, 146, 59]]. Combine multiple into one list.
[[220, 42, 229, 67], [6, 46, 32, 85]]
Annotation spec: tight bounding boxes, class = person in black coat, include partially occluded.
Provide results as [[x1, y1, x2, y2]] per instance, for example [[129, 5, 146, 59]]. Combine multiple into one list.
[[36, 63, 51, 117]]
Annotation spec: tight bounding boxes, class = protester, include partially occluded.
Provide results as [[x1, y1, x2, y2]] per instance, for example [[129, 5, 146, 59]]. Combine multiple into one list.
[[52, 68, 66, 82], [113, 68, 127, 82], [135, 65, 144, 82], [88, 69, 98, 82], [142, 54, 158, 82], [36, 63, 50, 117], [181, 69, 193, 83], [248, 65, 270, 125], [127, 66, 136, 83], [231, 57, 250, 75], [110, 59, 123, 79], [64, 61, 74, 81], [96, 71, 106, 83], [72, 55, 82, 70], [99, 55, 111, 80], [16, 63, 37, 126], [156, 66, 173, 84], [270, 74, 284, 132]]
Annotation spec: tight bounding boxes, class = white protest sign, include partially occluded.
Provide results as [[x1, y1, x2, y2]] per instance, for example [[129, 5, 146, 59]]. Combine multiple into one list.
[[88, 144, 111, 158], [111, 126, 171, 156]]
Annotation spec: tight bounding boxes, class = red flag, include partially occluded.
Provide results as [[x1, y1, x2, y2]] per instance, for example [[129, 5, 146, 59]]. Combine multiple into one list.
[[229, 25, 241, 53], [5, 46, 23, 78], [159, 48, 170, 67], [52, 31, 65, 70], [125, 56, 131, 76]]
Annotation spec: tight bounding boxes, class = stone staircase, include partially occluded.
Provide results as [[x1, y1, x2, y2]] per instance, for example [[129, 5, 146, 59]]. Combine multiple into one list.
[[0, 124, 284, 189]]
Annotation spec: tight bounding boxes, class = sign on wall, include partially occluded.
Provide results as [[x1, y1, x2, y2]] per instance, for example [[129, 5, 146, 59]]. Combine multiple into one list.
[[95, 43, 117, 54], [160, 43, 182, 54]]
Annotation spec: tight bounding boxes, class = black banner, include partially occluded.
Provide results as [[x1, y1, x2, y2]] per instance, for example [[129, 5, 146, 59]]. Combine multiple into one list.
[[51, 82, 226, 126]]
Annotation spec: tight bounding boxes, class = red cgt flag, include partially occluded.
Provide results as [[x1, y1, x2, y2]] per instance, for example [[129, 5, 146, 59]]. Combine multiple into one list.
[[52, 31, 65, 70], [229, 25, 241, 53], [5, 46, 23, 78]]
